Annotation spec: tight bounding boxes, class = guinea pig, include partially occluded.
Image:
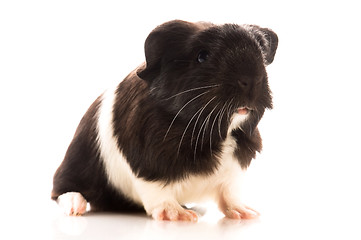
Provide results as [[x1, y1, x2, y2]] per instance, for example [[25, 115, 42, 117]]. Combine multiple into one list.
[[51, 20, 278, 221]]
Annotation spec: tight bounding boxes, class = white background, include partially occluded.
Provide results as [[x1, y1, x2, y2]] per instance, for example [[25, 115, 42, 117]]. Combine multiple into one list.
[[1, 0, 361, 239]]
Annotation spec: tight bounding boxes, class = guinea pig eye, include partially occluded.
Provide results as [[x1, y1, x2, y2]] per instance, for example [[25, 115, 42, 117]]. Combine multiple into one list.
[[197, 50, 209, 63]]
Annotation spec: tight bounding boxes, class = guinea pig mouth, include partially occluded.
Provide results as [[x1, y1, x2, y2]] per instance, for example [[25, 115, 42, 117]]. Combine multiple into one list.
[[237, 107, 252, 115]]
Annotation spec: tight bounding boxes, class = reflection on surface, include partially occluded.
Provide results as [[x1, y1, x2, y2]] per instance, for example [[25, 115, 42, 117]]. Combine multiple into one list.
[[51, 204, 260, 240]]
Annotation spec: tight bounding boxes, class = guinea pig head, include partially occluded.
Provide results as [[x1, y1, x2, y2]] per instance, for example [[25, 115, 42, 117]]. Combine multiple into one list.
[[137, 20, 278, 139]]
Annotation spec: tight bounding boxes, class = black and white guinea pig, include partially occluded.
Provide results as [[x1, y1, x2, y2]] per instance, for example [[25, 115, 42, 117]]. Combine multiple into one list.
[[51, 20, 278, 221]]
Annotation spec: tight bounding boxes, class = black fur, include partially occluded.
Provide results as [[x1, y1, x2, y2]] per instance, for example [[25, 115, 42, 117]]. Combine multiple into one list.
[[52, 20, 278, 212]]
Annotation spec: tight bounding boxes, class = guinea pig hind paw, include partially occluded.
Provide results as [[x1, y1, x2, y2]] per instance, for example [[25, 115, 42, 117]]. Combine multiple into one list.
[[57, 192, 87, 216]]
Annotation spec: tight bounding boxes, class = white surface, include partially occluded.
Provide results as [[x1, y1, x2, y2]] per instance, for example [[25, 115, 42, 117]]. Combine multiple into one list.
[[1, 0, 361, 239]]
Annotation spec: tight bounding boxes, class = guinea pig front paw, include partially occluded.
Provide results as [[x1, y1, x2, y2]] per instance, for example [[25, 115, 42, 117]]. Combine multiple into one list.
[[222, 205, 260, 220], [150, 203, 198, 222], [218, 189, 260, 219], [57, 192, 87, 216]]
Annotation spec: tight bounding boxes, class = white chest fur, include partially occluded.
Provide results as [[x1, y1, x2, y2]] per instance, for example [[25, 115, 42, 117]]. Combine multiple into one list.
[[168, 135, 245, 204], [97, 86, 247, 213]]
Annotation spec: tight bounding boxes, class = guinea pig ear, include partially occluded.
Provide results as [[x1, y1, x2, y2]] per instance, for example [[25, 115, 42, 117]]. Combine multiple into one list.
[[248, 26, 278, 65], [137, 20, 198, 82]]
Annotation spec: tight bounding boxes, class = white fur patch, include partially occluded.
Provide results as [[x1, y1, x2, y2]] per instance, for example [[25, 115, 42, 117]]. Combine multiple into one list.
[[57, 192, 88, 216], [228, 112, 249, 134], [97, 86, 141, 204], [97, 86, 247, 216]]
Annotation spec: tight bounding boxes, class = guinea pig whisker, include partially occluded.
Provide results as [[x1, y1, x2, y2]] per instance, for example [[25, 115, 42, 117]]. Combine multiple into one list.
[[163, 91, 210, 141], [201, 103, 220, 151], [217, 101, 229, 139], [165, 84, 220, 101], [190, 97, 216, 148], [194, 98, 217, 161], [177, 106, 204, 157], [210, 104, 223, 155], [226, 99, 235, 121]]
